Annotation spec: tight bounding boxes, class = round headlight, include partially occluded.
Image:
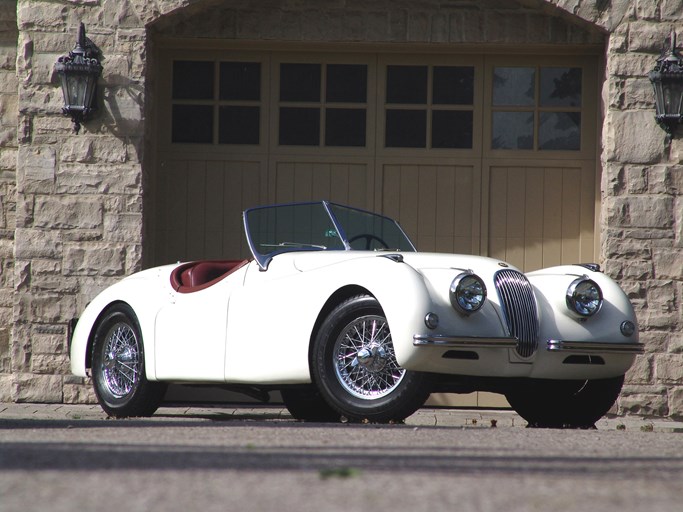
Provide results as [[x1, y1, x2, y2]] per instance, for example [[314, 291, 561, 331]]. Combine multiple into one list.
[[450, 272, 487, 314], [566, 277, 603, 317]]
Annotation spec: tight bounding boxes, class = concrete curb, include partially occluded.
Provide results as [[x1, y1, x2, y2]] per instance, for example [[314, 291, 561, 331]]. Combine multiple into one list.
[[1, 403, 682, 432]]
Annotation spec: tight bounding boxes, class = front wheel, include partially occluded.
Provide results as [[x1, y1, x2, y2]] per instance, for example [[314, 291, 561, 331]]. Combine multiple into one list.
[[505, 375, 625, 428], [311, 295, 431, 423], [91, 304, 167, 417]]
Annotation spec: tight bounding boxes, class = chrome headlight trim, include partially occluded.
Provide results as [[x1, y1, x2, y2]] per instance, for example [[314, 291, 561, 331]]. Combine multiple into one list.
[[566, 277, 603, 317], [450, 272, 487, 315]]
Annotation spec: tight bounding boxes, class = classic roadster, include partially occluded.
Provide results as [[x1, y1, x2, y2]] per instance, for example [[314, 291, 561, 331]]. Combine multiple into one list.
[[70, 201, 643, 427]]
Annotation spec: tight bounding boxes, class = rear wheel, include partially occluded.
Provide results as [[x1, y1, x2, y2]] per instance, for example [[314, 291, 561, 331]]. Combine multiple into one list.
[[311, 295, 431, 423], [91, 304, 167, 417], [505, 375, 625, 428]]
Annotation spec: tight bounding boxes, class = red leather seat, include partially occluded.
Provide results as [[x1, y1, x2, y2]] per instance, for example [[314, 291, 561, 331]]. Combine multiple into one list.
[[170, 259, 249, 293]]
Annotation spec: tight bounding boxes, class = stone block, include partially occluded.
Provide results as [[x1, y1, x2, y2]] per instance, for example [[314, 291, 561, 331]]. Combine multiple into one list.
[[635, 0, 661, 21], [407, 12, 430, 42], [32, 332, 66, 355], [93, 137, 128, 164], [62, 243, 126, 276], [655, 354, 683, 384], [623, 77, 654, 110], [662, 0, 683, 20], [618, 385, 669, 416], [653, 248, 683, 279], [0, 374, 11, 401], [103, 212, 142, 242], [626, 353, 653, 383], [63, 382, 98, 404], [607, 195, 674, 229], [16, 291, 77, 324], [608, 52, 655, 78], [628, 21, 669, 52], [59, 137, 94, 163], [12, 373, 63, 403], [32, 353, 69, 375], [56, 163, 141, 195], [14, 228, 61, 259], [33, 195, 103, 229], [0, 148, 17, 171], [17, 2, 67, 30], [604, 110, 664, 164], [669, 386, 683, 420], [101, 86, 145, 136], [669, 333, 683, 353], [18, 145, 55, 182]]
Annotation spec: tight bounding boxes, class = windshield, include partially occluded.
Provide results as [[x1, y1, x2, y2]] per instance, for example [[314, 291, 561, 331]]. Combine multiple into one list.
[[243, 201, 415, 269]]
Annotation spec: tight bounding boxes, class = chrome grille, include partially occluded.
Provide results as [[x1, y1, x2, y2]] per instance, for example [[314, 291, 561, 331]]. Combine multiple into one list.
[[494, 269, 539, 357]]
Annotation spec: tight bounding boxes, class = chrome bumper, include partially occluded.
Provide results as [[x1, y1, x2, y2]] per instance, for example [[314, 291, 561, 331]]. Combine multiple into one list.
[[413, 335, 644, 354], [413, 335, 517, 348], [546, 340, 645, 354]]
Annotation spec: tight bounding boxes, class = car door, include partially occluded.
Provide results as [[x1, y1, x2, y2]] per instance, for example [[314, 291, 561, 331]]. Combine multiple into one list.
[[154, 273, 242, 381]]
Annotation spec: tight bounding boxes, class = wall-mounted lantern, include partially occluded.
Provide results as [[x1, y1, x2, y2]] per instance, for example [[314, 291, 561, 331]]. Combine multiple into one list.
[[649, 30, 683, 139], [54, 23, 103, 134]]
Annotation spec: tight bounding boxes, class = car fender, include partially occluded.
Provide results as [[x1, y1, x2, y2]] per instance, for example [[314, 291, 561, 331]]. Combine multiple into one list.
[[69, 266, 175, 379], [526, 265, 639, 346], [224, 254, 433, 383]]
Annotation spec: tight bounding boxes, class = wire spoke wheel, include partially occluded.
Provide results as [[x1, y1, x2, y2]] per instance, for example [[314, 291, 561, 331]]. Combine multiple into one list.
[[100, 322, 141, 398], [312, 295, 432, 423], [334, 315, 405, 400], [91, 305, 166, 417]]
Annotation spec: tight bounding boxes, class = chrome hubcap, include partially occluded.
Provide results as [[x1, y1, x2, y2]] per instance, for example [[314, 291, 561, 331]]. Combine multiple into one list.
[[100, 322, 140, 398], [333, 315, 405, 400]]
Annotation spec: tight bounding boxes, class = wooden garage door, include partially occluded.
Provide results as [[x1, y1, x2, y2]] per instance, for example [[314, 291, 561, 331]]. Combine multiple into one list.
[[151, 48, 599, 272]]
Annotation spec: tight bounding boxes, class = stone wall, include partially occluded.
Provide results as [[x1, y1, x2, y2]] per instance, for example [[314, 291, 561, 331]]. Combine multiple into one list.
[[599, 0, 683, 417], [1, 0, 682, 418], [0, 1, 17, 398]]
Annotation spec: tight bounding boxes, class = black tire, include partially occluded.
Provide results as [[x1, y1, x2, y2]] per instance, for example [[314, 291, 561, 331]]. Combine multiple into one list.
[[281, 385, 341, 422], [505, 375, 625, 428], [311, 294, 431, 423], [91, 304, 167, 417]]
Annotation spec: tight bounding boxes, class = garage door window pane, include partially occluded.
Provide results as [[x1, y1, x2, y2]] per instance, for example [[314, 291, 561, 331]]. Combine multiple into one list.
[[539, 112, 580, 150], [493, 67, 535, 106], [386, 110, 426, 148], [327, 65, 367, 103], [387, 66, 428, 104], [219, 106, 260, 145], [492, 112, 533, 150], [540, 67, 581, 107], [173, 61, 214, 100], [172, 105, 213, 143], [325, 108, 366, 147], [432, 110, 473, 149], [280, 107, 320, 145], [433, 66, 474, 105], [280, 64, 321, 102], [220, 62, 261, 101]]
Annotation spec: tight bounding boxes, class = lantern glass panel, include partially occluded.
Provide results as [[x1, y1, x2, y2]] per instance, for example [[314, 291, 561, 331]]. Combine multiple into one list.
[[663, 79, 683, 115]]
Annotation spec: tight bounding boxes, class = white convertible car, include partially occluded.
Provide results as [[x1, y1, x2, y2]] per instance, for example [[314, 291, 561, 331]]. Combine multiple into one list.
[[70, 201, 643, 427]]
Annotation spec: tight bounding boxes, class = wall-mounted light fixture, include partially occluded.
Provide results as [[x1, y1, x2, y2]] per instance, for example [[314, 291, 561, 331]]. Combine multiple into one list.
[[54, 23, 103, 134], [649, 30, 683, 139]]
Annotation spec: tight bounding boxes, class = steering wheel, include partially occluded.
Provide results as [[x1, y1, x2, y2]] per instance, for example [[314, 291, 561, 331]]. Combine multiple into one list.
[[348, 233, 389, 250]]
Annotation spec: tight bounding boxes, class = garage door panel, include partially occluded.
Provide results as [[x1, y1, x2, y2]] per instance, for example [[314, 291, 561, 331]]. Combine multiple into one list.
[[381, 162, 478, 253], [272, 160, 372, 209], [488, 163, 595, 271], [156, 158, 265, 263]]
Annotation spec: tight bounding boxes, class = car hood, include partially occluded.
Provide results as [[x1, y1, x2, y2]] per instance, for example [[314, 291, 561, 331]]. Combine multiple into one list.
[[292, 250, 518, 275]]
